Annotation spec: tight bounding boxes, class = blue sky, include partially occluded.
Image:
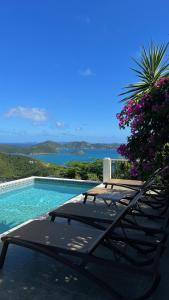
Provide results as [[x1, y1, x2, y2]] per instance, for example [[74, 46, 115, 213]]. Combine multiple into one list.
[[0, 0, 168, 143]]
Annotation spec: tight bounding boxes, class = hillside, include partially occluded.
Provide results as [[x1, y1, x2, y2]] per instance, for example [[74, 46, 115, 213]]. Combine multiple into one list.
[[0, 152, 131, 182], [0, 153, 103, 181], [0, 153, 52, 180], [0, 141, 120, 154]]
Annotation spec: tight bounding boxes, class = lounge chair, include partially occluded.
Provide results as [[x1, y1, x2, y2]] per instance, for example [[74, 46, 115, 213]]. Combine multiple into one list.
[[103, 167, 166, 191], [104, 178, 144, 189], [83, 167, 167, 204], [0, 202, 162, 300], [50, 199, 168, 227], [104, 168, 162, 189], [82, 187, 137, 203], [49, 192, 168, 258]]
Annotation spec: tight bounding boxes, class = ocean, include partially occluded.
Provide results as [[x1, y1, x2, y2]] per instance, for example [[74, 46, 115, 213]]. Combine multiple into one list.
[[30, 149, 121, 165]]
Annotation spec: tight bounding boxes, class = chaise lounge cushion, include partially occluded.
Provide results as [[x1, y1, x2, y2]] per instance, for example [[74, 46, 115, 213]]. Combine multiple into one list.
[[49, 201, 122, 222], [2, 219, 105, 254]]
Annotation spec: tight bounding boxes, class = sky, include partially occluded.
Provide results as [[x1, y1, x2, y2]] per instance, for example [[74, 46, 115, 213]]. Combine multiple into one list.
[[0, 0, 168, 144]]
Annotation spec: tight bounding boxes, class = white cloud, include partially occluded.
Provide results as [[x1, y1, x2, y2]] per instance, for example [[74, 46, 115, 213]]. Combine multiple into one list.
[[56, 121, 65, 128], [5, 106, 47, 122], [79, 67, 95, 77], [75, 127, 83, 132]]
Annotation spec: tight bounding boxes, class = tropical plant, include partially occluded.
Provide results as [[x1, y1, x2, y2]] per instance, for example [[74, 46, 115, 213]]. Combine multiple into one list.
[[120, 42, 169, 101], [117, 42, 169, 179]]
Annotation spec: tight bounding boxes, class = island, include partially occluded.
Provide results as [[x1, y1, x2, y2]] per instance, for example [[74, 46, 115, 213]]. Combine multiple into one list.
[[0, 140, 120, 154]]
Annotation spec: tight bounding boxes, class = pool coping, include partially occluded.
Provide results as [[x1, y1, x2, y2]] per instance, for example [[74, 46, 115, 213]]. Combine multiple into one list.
[[0, 175, 100, 195], [0, 176, 102, 239]]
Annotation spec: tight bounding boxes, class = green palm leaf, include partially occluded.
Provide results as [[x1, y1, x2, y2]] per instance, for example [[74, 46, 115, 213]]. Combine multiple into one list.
[[120, 42, 169, 101]]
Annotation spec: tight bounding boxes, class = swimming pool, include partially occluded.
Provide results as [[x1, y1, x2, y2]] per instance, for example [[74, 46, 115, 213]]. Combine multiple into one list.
[[0, 177, 96, 234]]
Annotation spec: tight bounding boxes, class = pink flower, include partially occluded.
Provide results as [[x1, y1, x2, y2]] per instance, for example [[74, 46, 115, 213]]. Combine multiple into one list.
[[135, 104, 142, 112], [117, 144, 128, 156], [128, 99, 134, 105], [154, 77, 169, 88], [130, 166, 138, 177]]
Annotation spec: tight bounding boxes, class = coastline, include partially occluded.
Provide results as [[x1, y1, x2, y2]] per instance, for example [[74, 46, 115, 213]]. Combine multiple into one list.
[[29, 148, 121, 165]]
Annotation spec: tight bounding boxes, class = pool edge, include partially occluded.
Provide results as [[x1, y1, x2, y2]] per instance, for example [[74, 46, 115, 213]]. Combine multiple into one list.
[[0, 176, 102, 239]]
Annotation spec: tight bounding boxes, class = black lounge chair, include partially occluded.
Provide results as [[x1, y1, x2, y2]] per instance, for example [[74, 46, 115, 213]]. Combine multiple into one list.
[[52, 171, 168, 232], [49, 189, 169, 252], [82, 186, 137, 203], [51, 188, 169, 253], [82, 169, 159, 203], [82, 167, 168, 210], [0, 203, 162, 300], [103, 167, 167, 192], [49, 190, 168, 229], [104, 178, 144, 189], [103, 168, 161, 189]]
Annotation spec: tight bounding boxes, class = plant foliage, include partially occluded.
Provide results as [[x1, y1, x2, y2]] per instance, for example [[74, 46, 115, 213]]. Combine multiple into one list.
[[117, 42, 169, 178], [120, 42, 169, 101]]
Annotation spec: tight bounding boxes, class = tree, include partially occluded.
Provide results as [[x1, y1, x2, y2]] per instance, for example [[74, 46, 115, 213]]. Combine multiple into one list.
[[120, 42, 169, 101], [117, 42, 169, 178]]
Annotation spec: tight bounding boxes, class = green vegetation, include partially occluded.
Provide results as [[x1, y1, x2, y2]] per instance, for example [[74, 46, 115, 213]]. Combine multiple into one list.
[[65, 160, 103, 181], [120, 42, 169, 101], [0, 153, 103, 181], [112, 160, 132, 179], [0, 141, 119, 154], [0, 153, 131, 182], [117, 41, 169, 178], [0, 153, 52, 180]]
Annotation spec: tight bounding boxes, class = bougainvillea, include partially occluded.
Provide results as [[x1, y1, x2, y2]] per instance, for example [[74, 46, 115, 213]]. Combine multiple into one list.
[[117, 77, 169, 178]]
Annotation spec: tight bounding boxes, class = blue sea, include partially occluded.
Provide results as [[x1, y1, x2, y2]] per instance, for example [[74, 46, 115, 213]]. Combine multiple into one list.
[[30, 149, 121, 165]]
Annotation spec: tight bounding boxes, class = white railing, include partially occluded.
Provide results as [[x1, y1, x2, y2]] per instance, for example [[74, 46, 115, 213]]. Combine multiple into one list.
[[103, 158, 128, 181]]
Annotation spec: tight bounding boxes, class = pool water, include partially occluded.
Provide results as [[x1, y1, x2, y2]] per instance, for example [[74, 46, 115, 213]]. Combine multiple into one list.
[[0, 180, 95, 233]]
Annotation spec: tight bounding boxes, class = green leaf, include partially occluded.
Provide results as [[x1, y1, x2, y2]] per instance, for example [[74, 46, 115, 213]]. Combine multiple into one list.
[[120, 42, 169, 101]]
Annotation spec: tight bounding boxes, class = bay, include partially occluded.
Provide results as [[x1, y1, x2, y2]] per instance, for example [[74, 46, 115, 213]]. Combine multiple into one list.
[[30, 149, 121, 165]]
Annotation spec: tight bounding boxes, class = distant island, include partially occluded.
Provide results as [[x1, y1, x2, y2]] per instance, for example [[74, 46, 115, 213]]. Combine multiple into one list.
[[0, 141, 120, 154]]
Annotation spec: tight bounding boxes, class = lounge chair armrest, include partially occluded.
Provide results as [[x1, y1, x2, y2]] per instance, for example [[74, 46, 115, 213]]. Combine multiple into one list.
[[104, 182, 140, 191]]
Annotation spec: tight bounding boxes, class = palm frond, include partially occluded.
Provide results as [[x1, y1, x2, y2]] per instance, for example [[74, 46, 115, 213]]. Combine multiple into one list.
[[120, 42, 169, 102]]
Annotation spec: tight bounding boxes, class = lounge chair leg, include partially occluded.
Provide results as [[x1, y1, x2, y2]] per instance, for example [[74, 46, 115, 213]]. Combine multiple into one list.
[[51, 216, 56, 222], [0, 241, 9, 268], [83, 194, 87, 203]]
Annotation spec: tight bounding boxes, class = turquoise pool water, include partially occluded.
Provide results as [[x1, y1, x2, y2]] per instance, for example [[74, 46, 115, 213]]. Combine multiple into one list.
[[0, 180, 96, 234]]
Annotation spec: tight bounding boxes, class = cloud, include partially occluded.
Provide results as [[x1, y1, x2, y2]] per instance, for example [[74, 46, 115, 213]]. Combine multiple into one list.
[[5, 106, 47, 122], [75, 127, 83, 132], [79, 67, 95, 77], [55, 121, 65, 129]]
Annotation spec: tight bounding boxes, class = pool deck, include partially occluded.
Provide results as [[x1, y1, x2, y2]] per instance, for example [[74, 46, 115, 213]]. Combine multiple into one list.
[[0, 183, 169, 299]]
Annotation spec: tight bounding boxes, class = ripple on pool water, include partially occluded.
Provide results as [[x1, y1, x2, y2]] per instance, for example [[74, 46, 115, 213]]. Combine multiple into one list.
[[0, 181, 95, 233]]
